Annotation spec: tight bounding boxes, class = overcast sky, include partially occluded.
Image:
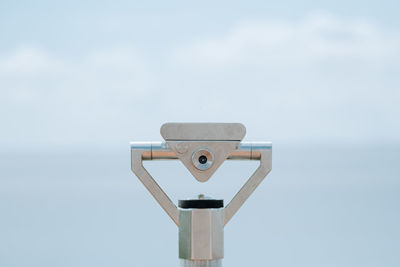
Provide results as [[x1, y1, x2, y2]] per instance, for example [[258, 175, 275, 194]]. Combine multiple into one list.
[[0, 1, 399, 149]]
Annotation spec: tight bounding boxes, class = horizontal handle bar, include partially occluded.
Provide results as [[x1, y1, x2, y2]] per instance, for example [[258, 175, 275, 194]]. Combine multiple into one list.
[[130, 141, 272, 160]]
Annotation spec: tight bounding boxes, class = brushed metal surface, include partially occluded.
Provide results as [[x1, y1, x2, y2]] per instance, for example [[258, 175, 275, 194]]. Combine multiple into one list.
[[160, 123, 246, 141], [179, 208, 224, 260], [167, 141, 239, 182], [130, 141, 272, 160], [180, 259, 222, 267]]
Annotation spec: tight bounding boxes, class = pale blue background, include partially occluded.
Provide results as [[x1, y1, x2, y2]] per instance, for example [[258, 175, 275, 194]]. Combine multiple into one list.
[[0, 1, 399, 266]]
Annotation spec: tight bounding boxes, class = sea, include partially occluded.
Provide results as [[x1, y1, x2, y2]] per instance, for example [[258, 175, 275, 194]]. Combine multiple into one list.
[[1, 144, 399, 267]]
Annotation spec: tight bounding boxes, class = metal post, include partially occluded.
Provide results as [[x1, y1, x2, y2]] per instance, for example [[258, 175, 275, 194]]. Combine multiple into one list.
[[179, 195, 224, 267], [130, 123, 272, 266]]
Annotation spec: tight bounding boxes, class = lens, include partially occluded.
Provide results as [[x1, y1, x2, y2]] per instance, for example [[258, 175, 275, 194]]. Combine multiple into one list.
[[198, 155, 207, 164], [192, 148, 214, 171]]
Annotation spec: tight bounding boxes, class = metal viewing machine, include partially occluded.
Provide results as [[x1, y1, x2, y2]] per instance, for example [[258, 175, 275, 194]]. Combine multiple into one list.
[[130, 123, 272, 267]]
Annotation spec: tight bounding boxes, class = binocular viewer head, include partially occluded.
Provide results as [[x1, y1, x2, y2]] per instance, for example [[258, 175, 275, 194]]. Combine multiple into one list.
[[160, 123, 246, 182]]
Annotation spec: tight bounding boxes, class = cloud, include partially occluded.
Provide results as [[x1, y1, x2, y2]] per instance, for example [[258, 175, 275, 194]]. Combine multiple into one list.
[[167, 13, 400, 143], [173, 14, 400, 67], [0, 46, 155, 148], [0, 47, 58, 75], [0, 13, 399, 148]]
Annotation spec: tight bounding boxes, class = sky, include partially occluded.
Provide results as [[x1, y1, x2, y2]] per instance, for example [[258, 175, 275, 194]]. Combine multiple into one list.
[[0, 0, 399, 150]]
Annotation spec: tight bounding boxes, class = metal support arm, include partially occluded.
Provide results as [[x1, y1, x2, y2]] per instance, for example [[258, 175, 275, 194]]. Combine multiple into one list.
[[223, 149, 272, 225], [131, 149, 180, 226], [130, 142, 272, 227]]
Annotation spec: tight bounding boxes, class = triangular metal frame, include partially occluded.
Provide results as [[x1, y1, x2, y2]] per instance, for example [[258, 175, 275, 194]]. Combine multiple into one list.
[[166, 141, 240, 182]]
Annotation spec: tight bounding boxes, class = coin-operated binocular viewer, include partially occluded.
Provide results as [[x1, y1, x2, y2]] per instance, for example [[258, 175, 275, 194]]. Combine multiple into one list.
[[131, 123, 272, 267]]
